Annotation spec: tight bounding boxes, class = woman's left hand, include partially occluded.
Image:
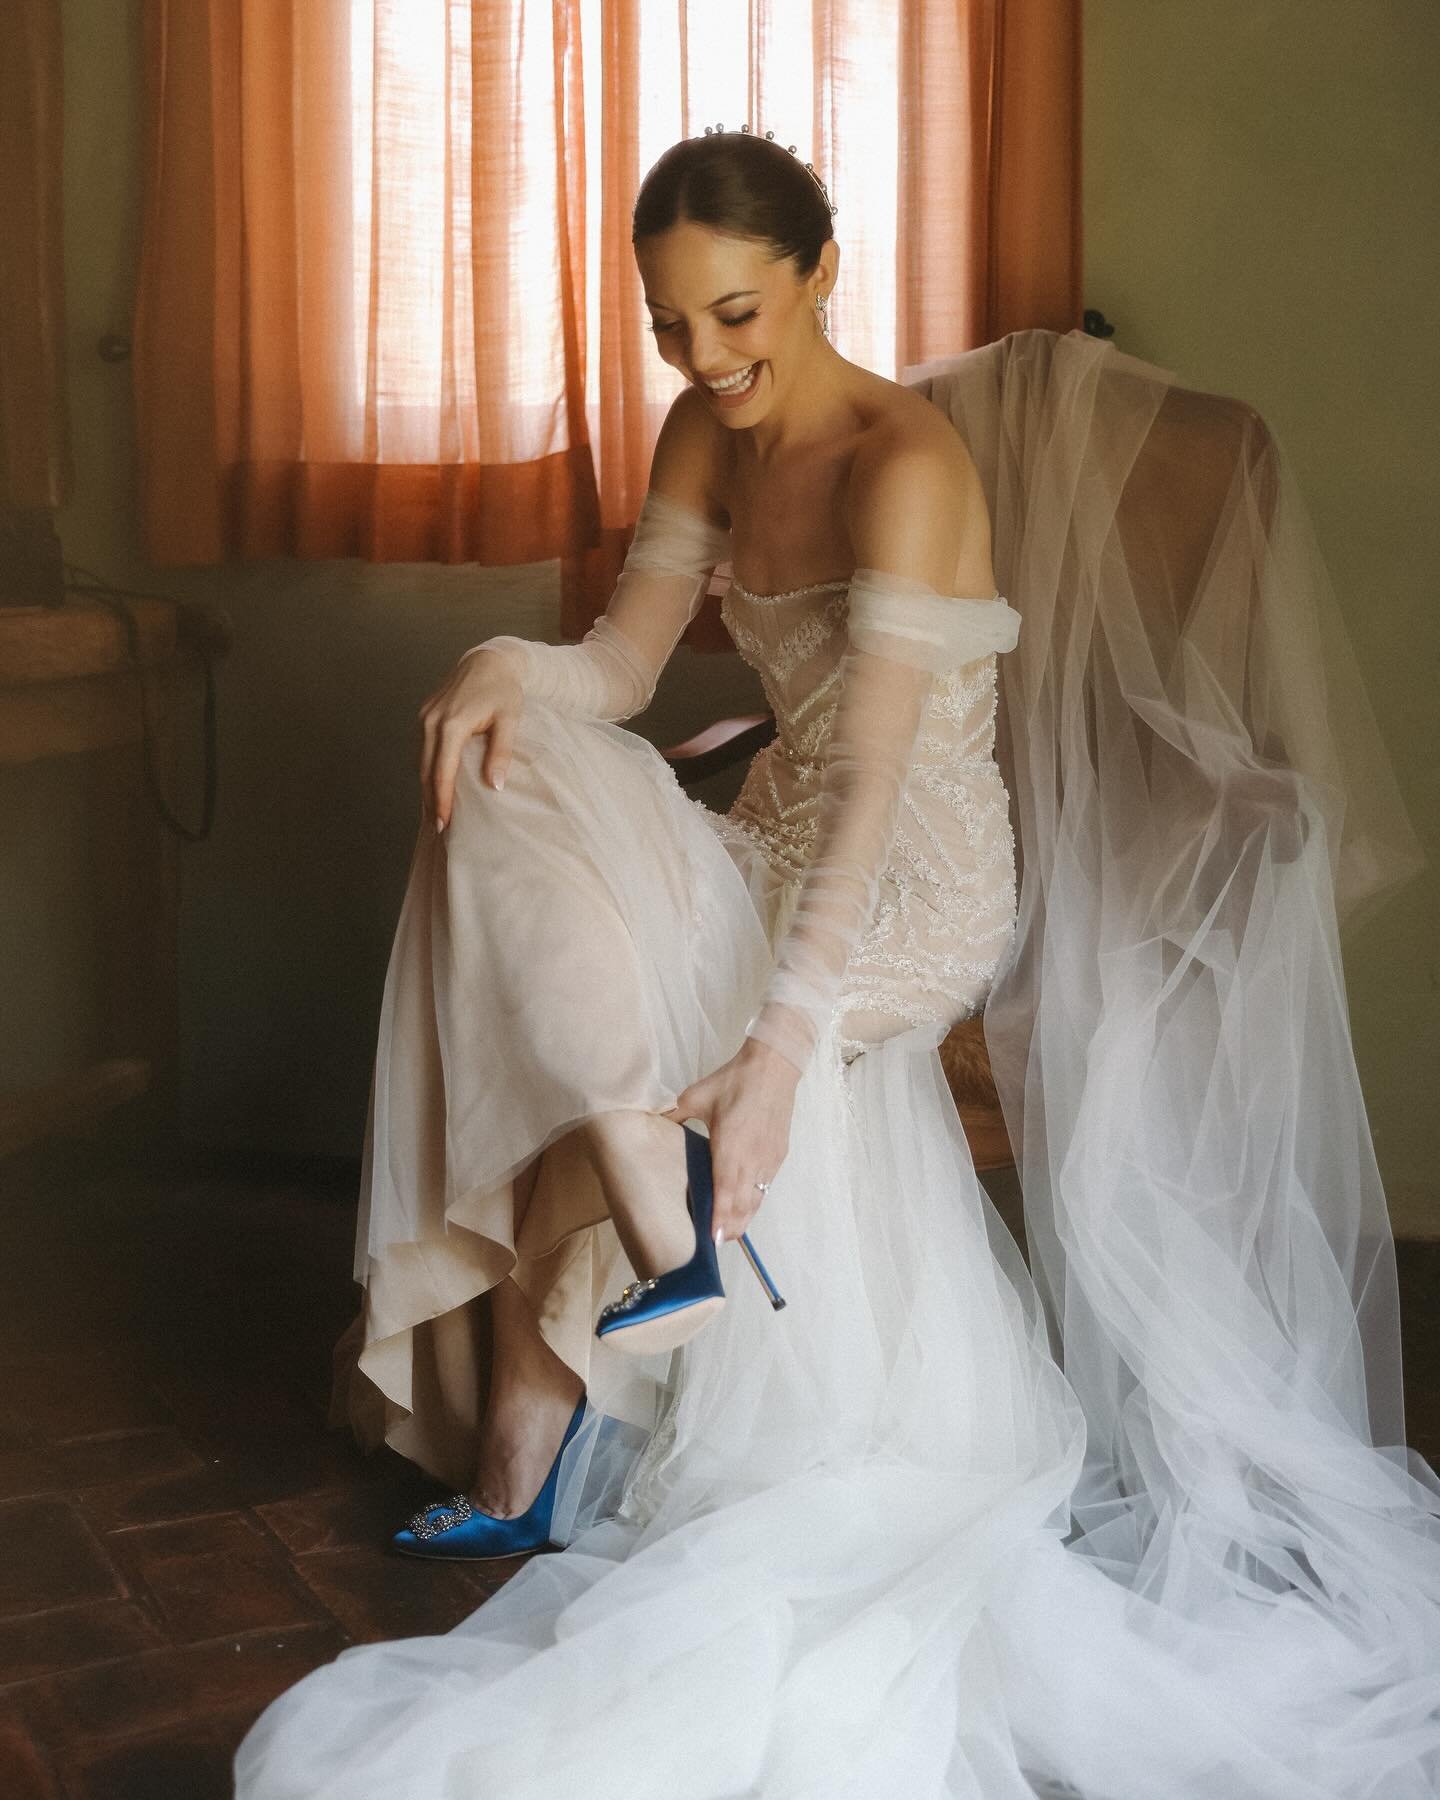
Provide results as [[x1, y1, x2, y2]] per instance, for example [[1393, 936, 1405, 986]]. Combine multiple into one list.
[[663, 1039, 800, 1243]]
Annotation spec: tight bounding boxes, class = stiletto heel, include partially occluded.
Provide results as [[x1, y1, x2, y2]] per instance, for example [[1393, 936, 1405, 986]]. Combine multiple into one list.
[[594, 1122, 787, 1355], [738, 1231, 787, 1310]]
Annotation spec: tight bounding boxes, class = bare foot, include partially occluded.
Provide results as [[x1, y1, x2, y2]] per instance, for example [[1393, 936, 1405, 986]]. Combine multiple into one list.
[[581, 1111, 696, 1282]]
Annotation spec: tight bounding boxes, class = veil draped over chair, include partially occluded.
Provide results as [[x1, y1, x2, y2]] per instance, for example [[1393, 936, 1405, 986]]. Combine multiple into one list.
[[912, 329, 1439, 1786]]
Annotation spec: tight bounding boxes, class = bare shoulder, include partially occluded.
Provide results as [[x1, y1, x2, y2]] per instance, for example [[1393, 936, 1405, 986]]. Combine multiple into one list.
[[647, 386, 733, 528], [845, 382, 992, 593]]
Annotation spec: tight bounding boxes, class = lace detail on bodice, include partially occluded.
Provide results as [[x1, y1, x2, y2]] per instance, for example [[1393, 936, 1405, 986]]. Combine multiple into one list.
[[725, 589, 850, 689], [728, 576, 851, 606], [715, 574, 1018, 1060]]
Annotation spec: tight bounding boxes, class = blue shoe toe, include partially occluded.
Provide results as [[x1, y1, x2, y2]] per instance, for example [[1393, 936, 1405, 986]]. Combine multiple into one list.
[[390, 1394, 588, 1562], [392, 1493, 547, 1560]]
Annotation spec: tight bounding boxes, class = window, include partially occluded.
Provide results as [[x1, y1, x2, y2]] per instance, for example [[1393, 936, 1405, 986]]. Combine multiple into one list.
[[347, 0, 905, 476]]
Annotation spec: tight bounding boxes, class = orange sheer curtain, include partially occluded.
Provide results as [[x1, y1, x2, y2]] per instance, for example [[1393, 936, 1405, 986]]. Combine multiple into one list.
[[135, 0, 1080, 638], [1, 0, 71, 510]]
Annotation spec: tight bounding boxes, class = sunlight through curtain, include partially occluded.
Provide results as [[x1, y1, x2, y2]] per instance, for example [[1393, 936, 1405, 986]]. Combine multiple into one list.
[[136, 0, 1080, 642]]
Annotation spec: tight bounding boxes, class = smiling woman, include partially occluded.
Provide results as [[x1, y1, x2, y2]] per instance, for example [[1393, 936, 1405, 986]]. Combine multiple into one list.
[[228, 95, 1440, 1790], [233, 313, 1440, 1800], [632, 133, 839, 426]]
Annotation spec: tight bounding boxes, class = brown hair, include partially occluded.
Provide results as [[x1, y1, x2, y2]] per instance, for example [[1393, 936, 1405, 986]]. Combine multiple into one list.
[[632, 133, 834, 276]]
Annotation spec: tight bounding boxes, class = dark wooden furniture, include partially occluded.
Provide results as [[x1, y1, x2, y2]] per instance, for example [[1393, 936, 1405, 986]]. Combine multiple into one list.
[[0, 595, 226, 1158]]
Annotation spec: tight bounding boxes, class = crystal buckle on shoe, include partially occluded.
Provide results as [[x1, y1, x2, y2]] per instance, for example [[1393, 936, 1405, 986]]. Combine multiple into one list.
[[598, 1275, 660, 1325], [408, 1493, 473, 1540]]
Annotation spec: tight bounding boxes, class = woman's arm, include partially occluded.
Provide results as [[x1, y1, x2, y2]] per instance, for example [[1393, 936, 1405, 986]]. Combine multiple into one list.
[[464, 389, 729, 723], [742, 430, 1021, 1078], [422, 391, 727, 820], [470, 490, 726, 723]]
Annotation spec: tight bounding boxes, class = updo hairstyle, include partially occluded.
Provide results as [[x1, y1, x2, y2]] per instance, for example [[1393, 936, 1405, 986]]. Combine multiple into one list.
[[631, 132, 835, 277]]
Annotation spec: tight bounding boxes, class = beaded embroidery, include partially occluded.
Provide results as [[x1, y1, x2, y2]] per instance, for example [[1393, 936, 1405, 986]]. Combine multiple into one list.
[[408, 1494, 474, 1539], [597, 1276, 660, 1327], [728, 576, 851, 607], [712, 577, 1019, 1063]]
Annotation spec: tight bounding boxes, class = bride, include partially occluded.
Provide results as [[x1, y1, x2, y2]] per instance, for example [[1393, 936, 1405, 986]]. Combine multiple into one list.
[[235, 130, 1440, 1798]]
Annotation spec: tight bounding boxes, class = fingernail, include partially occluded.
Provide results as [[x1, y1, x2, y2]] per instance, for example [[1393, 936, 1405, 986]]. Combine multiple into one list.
[[713, 1227, 724, 1249], [494, 771, 506, 791], [435, 816, 446, 834]]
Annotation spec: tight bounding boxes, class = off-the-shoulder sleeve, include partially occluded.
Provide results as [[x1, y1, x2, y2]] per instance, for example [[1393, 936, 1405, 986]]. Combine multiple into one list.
[[744, 571, 1022, 1077], [464, 490, 730, 722]]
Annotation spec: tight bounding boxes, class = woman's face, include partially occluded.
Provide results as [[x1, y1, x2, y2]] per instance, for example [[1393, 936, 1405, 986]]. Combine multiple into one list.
[[634, 220, 837, 428]]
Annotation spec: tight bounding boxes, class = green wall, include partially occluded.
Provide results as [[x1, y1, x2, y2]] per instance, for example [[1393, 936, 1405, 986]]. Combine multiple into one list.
[[16, 0, 1435, 1231], [1083, 0, 1439, 1233]]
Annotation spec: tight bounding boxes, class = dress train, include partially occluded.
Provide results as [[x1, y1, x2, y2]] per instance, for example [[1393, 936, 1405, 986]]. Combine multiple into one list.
[[237, 701, 1439, 1800]]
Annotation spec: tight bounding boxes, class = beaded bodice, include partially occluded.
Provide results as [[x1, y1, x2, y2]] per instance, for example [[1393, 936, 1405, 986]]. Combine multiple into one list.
[[709, 572, 1019, 1058]]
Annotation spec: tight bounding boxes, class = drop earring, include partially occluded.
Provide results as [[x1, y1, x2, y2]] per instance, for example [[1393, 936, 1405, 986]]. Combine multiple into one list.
[[816, 293, 831, 341]]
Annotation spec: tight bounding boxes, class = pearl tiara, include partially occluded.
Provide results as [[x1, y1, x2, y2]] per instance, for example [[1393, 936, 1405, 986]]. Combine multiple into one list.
[[699, 122, 838, 217]]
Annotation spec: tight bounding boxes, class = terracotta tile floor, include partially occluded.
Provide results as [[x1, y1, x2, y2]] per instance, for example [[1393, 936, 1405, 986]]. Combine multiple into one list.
[[0, 1134, 1436, 1798], [0, 1137, 530, 1799]]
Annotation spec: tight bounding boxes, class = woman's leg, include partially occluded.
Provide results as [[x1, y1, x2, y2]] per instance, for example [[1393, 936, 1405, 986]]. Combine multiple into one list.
[[469, 1275, 585, 1516], [580, 1111, 694, 1279], [468, 1113, 692, 1515]]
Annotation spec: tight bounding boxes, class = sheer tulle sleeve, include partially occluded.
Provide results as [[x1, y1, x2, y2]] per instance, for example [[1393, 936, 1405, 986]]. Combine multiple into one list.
[[464, 490, 730, 722], [745, 571, 1023, 1076]]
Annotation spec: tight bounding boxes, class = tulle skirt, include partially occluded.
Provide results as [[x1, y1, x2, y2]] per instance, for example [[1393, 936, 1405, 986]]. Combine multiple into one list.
[[236, 698, 1440, 1799]]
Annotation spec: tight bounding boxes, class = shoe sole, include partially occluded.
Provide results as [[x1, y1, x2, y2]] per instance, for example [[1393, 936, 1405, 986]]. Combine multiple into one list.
[[600, 1294, 725, 1356], [390, 1540, 555, 1563]]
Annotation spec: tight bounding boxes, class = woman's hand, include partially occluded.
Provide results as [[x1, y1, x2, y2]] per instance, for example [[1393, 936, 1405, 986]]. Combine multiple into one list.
[[663, 1039, 801, 1242], [417, 647, 525, 830]]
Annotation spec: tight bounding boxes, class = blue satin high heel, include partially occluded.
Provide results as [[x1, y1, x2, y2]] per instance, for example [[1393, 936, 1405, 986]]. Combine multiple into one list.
[[390, 1391, 587, 1561], [594, 1121, 786, 1356]]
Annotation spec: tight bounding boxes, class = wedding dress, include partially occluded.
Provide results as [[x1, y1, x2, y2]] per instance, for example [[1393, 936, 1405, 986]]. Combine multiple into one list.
[[235, 329, 1440, 1798]]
